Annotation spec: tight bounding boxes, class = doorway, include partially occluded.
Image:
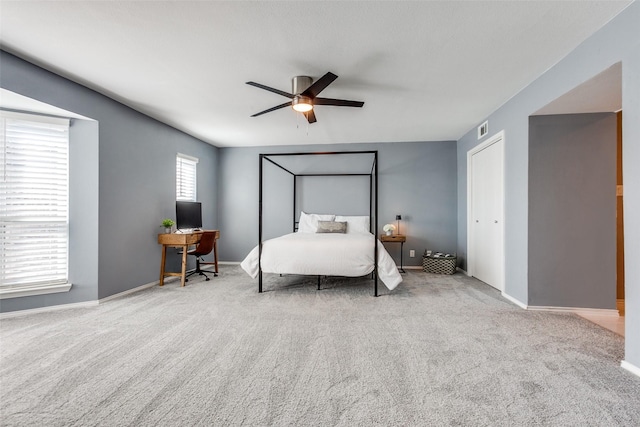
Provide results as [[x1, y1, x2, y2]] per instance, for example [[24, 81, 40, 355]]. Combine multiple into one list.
[[467, 131, 505, 291], [528, 63, 623, 335]]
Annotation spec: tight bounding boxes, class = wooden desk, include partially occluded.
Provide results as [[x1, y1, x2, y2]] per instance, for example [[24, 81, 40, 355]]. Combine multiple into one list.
[[158, 230, 219, 287], [380, 234, 406, 273]]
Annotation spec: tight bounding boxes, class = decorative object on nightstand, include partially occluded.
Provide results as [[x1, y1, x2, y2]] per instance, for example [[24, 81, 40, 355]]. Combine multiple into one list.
[[160, 218, 175, 234], [422, 251, 457, 275], [395, 214, 402, 235], [383, 223, 396, 236], [381, 233, 406, 273]]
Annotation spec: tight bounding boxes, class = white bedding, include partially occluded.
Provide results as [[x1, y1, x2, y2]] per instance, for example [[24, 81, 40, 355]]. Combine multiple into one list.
[[240, 232, 402, 290]]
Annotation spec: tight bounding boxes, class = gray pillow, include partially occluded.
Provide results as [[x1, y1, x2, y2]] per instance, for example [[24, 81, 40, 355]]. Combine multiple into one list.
[[316, 221, 347, 234]]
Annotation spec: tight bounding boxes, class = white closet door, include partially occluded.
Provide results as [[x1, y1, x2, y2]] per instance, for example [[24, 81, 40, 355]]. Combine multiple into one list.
[[470, 137, 504, 291]]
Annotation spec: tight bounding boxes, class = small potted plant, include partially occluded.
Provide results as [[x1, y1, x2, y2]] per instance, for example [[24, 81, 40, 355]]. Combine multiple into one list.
[[383, 223, 396, 236], [160, 219, 175, 234]]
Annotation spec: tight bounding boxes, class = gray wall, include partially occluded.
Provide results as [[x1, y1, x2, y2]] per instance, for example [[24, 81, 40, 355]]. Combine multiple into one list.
[[528, 113, 616, 308], [218, 141, 457, 267], [456, 2, 640, 368], [0, 51, 218, 311]]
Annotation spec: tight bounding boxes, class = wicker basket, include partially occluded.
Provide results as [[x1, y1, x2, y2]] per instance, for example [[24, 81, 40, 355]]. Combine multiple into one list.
[[422, 254, 457, 275]]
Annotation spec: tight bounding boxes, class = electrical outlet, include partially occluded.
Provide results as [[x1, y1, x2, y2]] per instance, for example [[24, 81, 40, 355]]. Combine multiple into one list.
[[409, 250, 415, 257]]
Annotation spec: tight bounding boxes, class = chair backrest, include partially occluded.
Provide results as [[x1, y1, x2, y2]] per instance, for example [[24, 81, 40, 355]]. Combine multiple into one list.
[[193, 231, 215, 255]]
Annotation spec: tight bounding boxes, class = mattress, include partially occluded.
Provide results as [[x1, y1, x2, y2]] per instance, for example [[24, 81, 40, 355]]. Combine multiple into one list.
[[240, 232, 402, 290]]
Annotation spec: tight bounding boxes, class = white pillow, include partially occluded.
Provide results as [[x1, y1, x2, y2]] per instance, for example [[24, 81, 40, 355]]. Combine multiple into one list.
[[298, 211, 336, 233], [334, 215, 370, 234]]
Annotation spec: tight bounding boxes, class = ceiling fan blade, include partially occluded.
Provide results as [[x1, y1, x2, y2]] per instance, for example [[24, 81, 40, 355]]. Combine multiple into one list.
[[304, 109, 317, 124], [301, 72, 338, 98], [251, 101, 292, 117], [314, 97, 364, 108], [246, 81, 294, 99]]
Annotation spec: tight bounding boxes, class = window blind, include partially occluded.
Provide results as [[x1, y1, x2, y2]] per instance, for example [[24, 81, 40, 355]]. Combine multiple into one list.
[[0, 112, 70, 289], [176, 153, 197, 201]]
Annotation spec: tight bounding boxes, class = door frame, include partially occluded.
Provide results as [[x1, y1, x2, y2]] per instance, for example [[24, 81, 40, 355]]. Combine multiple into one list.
[[467, 130, 505, 291]]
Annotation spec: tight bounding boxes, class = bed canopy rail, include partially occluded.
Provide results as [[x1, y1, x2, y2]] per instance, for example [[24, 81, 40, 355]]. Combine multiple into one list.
[[258, 150, 379, 296]]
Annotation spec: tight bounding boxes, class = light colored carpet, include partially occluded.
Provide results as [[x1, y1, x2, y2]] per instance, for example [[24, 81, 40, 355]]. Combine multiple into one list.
[[1, 266, 638, 426]]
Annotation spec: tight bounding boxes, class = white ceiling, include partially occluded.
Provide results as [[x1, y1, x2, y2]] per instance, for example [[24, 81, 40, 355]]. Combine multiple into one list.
[[0, 1, 631, 148]]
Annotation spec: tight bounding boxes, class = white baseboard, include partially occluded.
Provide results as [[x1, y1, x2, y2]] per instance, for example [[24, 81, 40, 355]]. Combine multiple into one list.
[[621, 360, 640, 378], [456, 267, 470, 276], [402, 265, 423, 270], [0, 270, 198, 318], [501, 291, 528, 309], [498, 293, 619, 316], [98, 280, 164, 303], [0, 299, 98, 319], [95, 265, 223, 303], [218, 261, 240, 265], [527, 305, 619, 316]]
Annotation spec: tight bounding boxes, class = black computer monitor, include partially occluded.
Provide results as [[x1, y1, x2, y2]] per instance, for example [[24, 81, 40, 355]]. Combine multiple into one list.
[[176, 201, 202, 230]]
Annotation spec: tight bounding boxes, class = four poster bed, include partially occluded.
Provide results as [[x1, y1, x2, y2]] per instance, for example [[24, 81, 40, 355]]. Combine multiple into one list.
[[240, 151, 402, 296]]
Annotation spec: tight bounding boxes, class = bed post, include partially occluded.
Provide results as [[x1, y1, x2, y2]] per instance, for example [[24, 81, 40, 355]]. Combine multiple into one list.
[[259, 154, 264, 293], [293, 175, 297, 233], [374, 151, 379, 297]]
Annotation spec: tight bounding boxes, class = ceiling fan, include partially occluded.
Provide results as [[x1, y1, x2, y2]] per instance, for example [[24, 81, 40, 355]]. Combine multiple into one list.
[[246, 72, 364, 123]]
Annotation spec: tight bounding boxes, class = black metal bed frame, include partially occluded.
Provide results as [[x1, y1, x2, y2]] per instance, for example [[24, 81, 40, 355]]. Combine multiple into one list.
[[258, 150, 380, 296]]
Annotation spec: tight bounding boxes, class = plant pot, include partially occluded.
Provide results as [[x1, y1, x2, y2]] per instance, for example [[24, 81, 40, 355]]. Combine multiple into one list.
[[164, 227, 172, 234], [385, 231, 392, 236]]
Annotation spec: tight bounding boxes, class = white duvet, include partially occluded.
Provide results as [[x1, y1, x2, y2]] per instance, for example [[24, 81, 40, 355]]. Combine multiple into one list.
[[240, 232, 402, 290]]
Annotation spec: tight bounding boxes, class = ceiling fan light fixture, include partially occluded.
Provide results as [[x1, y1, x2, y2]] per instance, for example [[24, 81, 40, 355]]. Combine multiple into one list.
[[292, 96, 313, 113]]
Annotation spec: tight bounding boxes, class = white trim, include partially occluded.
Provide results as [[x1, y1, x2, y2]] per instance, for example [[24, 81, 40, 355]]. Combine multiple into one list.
[[0, 282, 72, 300], [501, 291, 528, 309], [0, 299, 97, 319], [456, 267, 470, 276], [0, 276, 183, 318], [621, 361, 640, 378], [0, 265, 228, 317], [466, 130, 506, 291], [176, 152, 199, 163], [99, 271, 212, 302], [402, 265, 423, 270], [0, 109, 70, 126], [497, 294, 621, 315], [98, 281, 160, 303], [527, 306, 619, 316], [218, 261, 241, 265]]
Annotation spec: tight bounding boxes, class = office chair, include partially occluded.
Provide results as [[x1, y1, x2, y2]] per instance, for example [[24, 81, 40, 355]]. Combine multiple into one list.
[[185, 231, 217, 281]]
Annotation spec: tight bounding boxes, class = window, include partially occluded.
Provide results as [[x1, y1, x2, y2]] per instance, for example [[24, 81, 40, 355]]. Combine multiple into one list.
[[0, 111, 71, 298], [176, 153, 197, 201]]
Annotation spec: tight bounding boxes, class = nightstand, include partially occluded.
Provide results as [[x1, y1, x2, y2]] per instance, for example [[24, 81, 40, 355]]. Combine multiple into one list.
[[380, 234, 406, 273]]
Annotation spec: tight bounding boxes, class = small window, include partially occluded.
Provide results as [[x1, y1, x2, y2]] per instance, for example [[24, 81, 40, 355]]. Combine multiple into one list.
[[176, 153, 198, 201]]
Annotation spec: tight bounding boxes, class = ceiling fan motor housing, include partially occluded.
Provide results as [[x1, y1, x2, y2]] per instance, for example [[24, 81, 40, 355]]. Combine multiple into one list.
[[292, 76, 313, 95], [247, 72, 363, 123]]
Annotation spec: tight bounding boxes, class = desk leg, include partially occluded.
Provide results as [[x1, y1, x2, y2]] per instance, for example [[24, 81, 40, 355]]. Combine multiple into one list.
[[159, 245, 167, 286], [180, 245, 188, 287], [213, 238, 219, 276]]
